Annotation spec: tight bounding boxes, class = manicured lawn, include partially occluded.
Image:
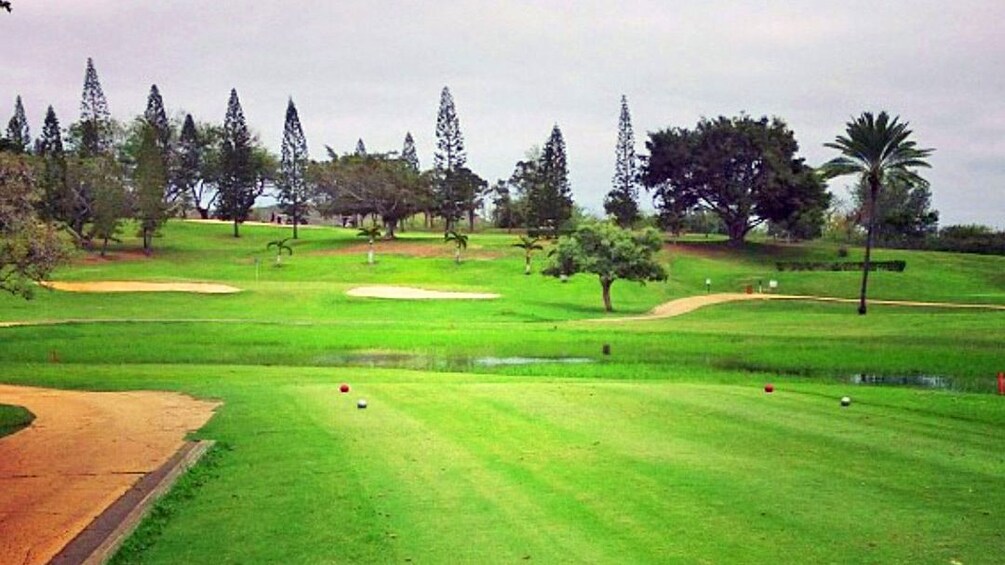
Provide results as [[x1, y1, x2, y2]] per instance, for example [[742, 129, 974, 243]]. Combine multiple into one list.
[[2, 219, 1004, 562], [0, 404, 34, 438]]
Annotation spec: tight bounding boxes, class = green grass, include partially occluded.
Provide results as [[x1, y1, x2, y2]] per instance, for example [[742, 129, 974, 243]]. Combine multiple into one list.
[[0, 403, 34, 438], [2, 219, 1004, 563]]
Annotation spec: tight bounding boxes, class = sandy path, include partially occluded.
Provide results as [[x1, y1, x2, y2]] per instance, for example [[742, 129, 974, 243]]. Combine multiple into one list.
[[41, 281, 241, 293], [589, 293, 1005, 322], [0, 385, 219, 565], [346, 285, 500, 300]]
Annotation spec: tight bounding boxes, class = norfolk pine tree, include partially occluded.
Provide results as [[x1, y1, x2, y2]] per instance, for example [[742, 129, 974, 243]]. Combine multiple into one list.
[[278, 98, 311, 239], [6, 95, 31, 153], [79, 57, 113, 157], [402, 132, 419, 170], [35, 106, 70, 223], [526, 125, 573, 237], [217, 89, 256, 237], [604, 95, 640, 228], [434, 86, 467, 231]]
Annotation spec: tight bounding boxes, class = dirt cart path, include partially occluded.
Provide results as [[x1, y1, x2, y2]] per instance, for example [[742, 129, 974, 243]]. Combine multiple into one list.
[[0, 385, 219, 565], [589, 292, 1005, 322]]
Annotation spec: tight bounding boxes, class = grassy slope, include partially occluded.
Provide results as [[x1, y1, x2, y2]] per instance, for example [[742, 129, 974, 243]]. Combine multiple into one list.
[[0, 404, 34, 438], [1, 220, 1004, 563]]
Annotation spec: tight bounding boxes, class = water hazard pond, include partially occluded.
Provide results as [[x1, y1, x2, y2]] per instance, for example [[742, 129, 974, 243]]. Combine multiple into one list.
[[317, 353, 595, 371]]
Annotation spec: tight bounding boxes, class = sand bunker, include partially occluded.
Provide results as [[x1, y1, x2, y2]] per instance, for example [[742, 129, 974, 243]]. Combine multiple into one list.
[[42, 281, 241, 294], [346, 285, 500, 300], [0, 385, 219, 565]]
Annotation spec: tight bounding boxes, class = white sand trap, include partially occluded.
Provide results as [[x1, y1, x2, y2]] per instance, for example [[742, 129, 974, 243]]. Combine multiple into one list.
[[346, 285, 500, 300], [41, 281, 241, 294]]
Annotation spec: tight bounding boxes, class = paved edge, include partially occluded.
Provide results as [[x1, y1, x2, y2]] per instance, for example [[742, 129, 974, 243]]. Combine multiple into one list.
[[50, 440, 216, 565]]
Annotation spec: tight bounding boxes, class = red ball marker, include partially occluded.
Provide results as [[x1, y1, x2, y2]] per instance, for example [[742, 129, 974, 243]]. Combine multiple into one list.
[[339, 383, 350, 393], [764, 383, 774, 393]]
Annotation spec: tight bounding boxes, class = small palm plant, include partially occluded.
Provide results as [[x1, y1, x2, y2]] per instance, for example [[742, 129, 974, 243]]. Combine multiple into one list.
[[357, 226, 382, 264], [512, 235, 543, 275], [266, 238, 293, 267], [444, 230, 468, 264]]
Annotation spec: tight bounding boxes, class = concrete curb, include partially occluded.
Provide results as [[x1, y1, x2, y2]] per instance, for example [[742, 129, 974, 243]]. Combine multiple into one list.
[[51, 440, 215, 565]]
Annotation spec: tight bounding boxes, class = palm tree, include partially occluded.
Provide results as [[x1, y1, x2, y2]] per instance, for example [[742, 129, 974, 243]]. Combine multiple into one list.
[[444, 230, 468, 264], [821, 111, 933, 315], [266, 238, 293, 267], [357, 226, 382, 264], [512, 235, 543, 274]]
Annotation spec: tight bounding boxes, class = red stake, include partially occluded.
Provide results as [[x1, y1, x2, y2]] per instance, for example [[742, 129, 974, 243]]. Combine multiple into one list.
[[997, 372, 1005, 396]]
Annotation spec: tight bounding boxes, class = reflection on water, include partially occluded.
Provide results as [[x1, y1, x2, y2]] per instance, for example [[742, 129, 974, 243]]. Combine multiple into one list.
[[850, 374, 954, 389], [317, 353, 594, 370]]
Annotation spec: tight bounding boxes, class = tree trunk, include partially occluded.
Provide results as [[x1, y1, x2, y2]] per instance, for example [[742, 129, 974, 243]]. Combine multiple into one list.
[[524, 255, 531, 275], [468, 209, 475, 232], [197, 207, 209, 220], [454, 247, 461, 264], [859, 180, 879, 315], [293, 211, 299, 239], [383, 218, 397, 239], [233, 218, 239, 238], [368, 240, 374, 265], [100, 237, 108, 257], [726, 220, 747, 247], [601, 278, 613, 312]]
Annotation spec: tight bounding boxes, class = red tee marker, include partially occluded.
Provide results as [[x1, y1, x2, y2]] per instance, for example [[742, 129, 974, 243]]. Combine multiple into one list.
[[997, 372, 1004, 396], [764, 383, 774, 393], [340, 383, 350, 394]]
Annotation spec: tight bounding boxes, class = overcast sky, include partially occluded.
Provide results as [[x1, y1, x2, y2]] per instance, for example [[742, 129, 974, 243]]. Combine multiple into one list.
[[3, 1, 1003, 227]]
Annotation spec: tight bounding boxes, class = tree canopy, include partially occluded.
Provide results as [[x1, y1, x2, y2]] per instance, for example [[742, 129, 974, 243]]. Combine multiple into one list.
[[643, 115, 829, 246], [543, 221, 667, 312]]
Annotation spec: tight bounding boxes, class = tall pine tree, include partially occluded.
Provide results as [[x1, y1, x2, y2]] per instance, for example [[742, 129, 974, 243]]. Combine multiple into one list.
[[173, 115, 200, 217], [36, 106, 69, 222], [527, 125, 573, 237], [217, 88, 256, 237], [604, 95, 639, 228], [401, 132, 418, 170], [5, 95, 30, 153], [144, 84, 171, 150], [355, 138, 367, 156], [79, 57, 112, 156], [433, 86, 468, 231], [278, 98, 310, 239]]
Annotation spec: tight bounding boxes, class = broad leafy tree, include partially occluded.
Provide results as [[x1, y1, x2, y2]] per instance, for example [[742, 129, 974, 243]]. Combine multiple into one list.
[[217, 89, 257, 237], [5, 95, 31, 153], [134, 125, 170, 254], [543, 221, 667, 312], [821, 111, 933, 314], [0, 153, 68, 297], [313, 152, 424, 238], [604, 95, 639, 227], [643, 115, 828, 246], [851, 176, 938, 244], [85, 155, 128, 256], [278, 99, 311, 239]]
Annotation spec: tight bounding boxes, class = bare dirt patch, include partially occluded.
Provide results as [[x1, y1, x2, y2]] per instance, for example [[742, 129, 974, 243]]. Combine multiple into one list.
[[41, 281, 241, 294], [589, 292, 1005, 322], [0, 385, 219, 565], [76, 249, 151, 265], [311, 240, 504, 260], [346, 285, 500, 300]]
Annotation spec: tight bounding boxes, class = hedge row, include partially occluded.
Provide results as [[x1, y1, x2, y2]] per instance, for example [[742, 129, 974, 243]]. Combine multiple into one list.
[[776, 260, 906, 272]]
